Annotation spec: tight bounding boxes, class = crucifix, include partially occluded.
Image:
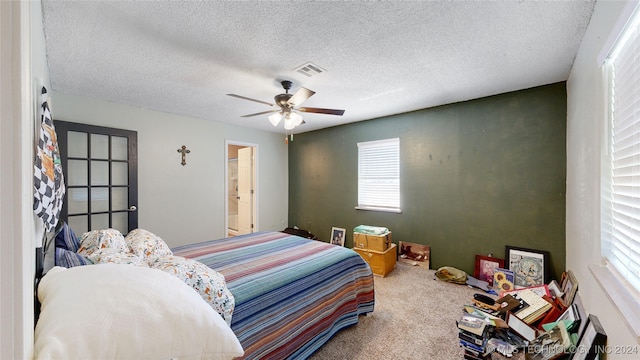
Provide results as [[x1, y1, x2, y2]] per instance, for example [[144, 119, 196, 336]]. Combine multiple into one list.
[[177, 145, 191, 166]]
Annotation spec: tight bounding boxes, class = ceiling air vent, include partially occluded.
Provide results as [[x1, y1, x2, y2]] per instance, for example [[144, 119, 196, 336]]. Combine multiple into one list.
[[295, 62, 326, 77]]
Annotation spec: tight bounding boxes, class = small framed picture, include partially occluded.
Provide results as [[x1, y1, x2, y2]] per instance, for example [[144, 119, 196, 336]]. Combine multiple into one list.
[[548, 279, 564, 299], [493, 268, 515, 293], [561, 270, 579, 305], [330, 227, 346, 246], [505, 246, 550, 288], [474, 255, 504, 287], [573, 314, 607, 360]]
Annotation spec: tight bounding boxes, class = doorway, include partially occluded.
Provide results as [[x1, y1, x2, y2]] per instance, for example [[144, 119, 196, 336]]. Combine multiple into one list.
[[226, 141, 257, 237]]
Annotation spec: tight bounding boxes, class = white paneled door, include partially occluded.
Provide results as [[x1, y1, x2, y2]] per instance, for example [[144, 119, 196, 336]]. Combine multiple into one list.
[[237, 146, 254, 235]]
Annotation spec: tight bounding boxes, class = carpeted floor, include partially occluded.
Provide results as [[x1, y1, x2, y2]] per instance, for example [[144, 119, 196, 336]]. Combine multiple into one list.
[[309, 262, 482, 360]]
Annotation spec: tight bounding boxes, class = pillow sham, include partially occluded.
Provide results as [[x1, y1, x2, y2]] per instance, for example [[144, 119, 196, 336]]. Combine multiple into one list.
[[125, 228, 173, 263], [151, 255, 235, 326], [53, 221, 80, 252], [85, 248, 148, 267], [34, 264, 244, 360], [77, 229, 127, 256], [54, 248, 93, 268]]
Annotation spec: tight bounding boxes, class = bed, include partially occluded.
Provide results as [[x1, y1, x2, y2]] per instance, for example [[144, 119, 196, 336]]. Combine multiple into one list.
[[34, 227, 374, 360], [172, 231, 375, 359]]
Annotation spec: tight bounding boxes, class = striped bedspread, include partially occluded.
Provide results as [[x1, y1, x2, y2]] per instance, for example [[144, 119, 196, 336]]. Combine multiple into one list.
[[172, 231, 375, 359]]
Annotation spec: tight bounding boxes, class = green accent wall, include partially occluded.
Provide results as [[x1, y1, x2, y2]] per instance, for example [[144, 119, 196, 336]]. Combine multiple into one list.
[[288, 83, 566, 280]]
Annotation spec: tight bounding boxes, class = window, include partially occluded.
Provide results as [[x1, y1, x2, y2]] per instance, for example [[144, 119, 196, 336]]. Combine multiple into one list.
[[356, 138, 400, 213], [603, 8, 640, 293]]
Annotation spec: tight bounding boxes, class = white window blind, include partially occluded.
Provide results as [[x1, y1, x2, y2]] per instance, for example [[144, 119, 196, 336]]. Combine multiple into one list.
[[606, 10, 640, 292], [357, 138, 400, 212]]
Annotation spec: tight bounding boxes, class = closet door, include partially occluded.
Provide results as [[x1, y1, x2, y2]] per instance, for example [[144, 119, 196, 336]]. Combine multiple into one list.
[[56, 121, 138, 235]]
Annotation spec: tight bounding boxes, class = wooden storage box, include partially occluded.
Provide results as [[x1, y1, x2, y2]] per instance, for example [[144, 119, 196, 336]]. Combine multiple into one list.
[[353, 243, 397, 277], [353, 232, 392, 252]]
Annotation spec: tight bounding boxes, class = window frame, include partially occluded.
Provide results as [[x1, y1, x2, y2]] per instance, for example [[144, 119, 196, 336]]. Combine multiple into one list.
[[597, 2, 640, 341], [355, 137, 401, 213]]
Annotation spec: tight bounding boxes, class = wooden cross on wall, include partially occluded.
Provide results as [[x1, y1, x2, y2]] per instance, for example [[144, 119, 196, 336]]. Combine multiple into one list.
[[177, 145, 190, 166]]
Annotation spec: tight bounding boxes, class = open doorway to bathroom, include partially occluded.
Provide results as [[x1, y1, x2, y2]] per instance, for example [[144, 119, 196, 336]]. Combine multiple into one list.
[[226, 141, 257, 237]]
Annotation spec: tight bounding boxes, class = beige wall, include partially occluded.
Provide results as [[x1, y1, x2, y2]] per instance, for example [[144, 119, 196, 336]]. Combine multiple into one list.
[[50, 92, 289, 248], [567, 0, 639, 356]]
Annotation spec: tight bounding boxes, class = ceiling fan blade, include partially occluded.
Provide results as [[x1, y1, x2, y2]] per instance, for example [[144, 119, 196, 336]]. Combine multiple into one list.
[[241, 110, 279, 117], [227, 94, 275, 107], [287, 87, 315, 107], [298, 107, 345, 116]]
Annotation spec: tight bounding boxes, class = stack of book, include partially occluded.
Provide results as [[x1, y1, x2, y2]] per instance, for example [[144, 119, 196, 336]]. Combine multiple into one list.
[[457, 313, 494, 360]]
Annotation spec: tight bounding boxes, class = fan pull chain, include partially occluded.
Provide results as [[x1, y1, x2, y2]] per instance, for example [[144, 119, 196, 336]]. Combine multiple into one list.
[[284, 131, 294, 144]]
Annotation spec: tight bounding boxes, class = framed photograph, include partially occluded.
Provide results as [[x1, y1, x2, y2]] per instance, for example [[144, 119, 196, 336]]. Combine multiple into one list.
[[505, 246, 550, 288], [572, 293, 588, 338], [474, 255, 504, 287], [547, 279, 564, 299], [573, 314, 607, 360], [561, 270, 578, 305], [330, 227, 346, 246]]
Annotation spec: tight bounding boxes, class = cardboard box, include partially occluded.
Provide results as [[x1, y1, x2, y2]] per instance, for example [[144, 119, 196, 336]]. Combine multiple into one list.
[[353, 243, 397, 277], [353, 232, 392, 252]]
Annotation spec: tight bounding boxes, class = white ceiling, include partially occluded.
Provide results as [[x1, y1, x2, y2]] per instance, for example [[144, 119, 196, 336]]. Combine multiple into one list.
[[41, 0, 596, 134]]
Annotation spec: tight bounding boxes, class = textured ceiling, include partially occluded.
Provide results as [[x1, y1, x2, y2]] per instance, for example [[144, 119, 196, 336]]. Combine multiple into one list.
[[41, 0, 596, 134]]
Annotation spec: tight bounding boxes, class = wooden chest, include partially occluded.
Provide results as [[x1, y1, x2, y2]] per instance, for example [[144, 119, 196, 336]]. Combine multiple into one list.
[[353, 232, 392, 252], [353, 243, 397, 277]]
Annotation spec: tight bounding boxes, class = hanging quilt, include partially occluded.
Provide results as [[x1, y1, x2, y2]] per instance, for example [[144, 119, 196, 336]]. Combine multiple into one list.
[[33, 87, 65, 232]]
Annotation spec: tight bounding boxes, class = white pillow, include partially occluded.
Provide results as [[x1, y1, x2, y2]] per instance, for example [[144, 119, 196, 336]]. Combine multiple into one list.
[[34, 264, 244, 360]]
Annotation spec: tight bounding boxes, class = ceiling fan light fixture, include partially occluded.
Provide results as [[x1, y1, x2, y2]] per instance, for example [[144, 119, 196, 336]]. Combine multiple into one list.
[[289, 111, 303, 127], [284, 116, 296, 130], [268, 112, 283, 126]]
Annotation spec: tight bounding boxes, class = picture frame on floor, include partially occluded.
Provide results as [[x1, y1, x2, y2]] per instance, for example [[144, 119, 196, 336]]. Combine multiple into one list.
[[473, 255, 504, 287], [330, 227, 346, 246], [573, 314, 607, 360], [561, 270, 579, 305], [505, 246, 550, 288]]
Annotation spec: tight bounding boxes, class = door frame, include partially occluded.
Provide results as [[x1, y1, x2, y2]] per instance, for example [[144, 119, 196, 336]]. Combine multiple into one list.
[[225, 140, 258, 236]]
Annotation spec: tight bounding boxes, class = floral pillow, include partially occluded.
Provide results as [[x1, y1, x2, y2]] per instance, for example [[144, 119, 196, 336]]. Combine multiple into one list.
[[85, 248, 147, 267], [125, 228, 173, 264], [151, 255, 234, 326], [77, 229, 128, 257]]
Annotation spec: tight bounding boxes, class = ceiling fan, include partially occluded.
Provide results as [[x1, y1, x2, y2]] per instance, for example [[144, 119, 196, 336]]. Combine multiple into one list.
[[227, 80, 345, 131]]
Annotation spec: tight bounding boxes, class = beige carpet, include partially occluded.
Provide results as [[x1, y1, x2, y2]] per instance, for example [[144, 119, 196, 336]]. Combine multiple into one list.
[[309, 262, 483, 360]]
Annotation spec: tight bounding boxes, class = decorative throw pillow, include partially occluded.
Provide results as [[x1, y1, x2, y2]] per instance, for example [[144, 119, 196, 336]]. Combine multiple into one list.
[[54, 221, 81, 252], [77, 229, 128, 257], [151, 255, 235, 326], [125, 228, 173, 264], [85, 248, 147, 267], [54, 248, 93, 268]]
